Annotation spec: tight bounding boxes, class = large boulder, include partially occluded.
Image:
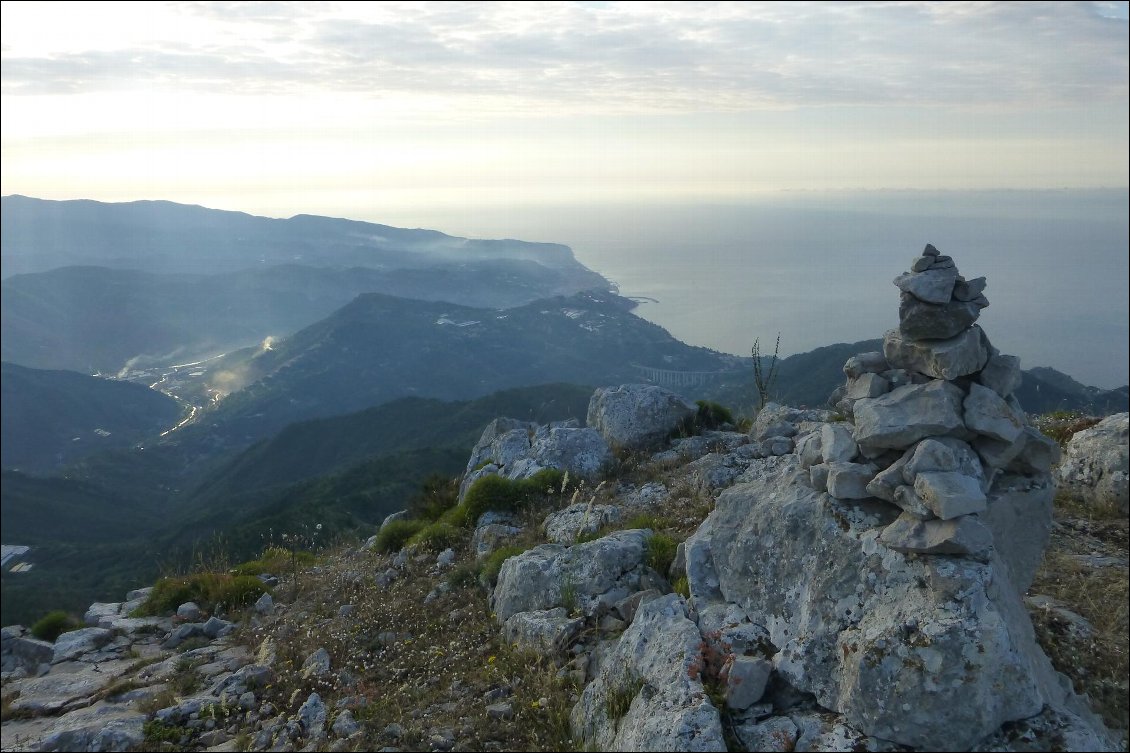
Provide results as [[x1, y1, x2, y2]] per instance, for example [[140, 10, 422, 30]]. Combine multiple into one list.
[[587, 384, 696, 451], [683, 456, 1108, 750], [52, 628, 112, 664], [571, 594, 726, 752], [492, 529, 651, 621], [460, 418, 612, 499], [1058, 413, 1129, 515]]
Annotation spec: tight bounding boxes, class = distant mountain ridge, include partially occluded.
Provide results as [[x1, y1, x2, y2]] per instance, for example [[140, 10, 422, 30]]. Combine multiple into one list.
[[175, 288, 739, 448], [1, 195, 597, 277], [0, 362, 182, 473]]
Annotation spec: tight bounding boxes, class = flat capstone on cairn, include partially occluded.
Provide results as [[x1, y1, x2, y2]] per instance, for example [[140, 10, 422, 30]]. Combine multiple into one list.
[[820, 243, 1059, 571]]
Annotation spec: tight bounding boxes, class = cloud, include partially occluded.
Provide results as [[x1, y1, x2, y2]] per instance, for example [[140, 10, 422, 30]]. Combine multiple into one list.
[[1, 1, 1126, 113]]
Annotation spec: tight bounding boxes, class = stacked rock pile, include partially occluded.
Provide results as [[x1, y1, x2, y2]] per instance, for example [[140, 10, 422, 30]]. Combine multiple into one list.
[[807, 244, 1059, 567]]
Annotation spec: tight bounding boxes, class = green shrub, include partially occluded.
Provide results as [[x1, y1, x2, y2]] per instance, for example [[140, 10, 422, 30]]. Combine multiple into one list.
[[406, 521, 461, 552], [143, 719, 189, 745], [407, 474, 460, 522], [624, 512, 667, 531], [644, 533, 678, 576], [215, 575, 268, 609], [694, 400, 735, 430], [30, 610, 82, 642], [672, 576, 691, 598], [135, 572, 268, 616], [232, 545, 313, 576], [458, 469, 566, 527], [479, 545, 529, 586], [372, 519, 427, 553]]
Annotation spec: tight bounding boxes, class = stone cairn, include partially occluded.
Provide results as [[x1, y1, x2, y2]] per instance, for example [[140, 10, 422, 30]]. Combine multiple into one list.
[[809, 244, 1059, 562]]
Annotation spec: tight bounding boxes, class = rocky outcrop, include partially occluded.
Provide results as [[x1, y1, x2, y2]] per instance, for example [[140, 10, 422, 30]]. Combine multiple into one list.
[[676, 246, 1111, 751], [587, 384, 697, 451], [459, 417, 612, 499], [1058, 412, 1129, 515], [492, 529, 653, 623], [571, 594, 725, 752]]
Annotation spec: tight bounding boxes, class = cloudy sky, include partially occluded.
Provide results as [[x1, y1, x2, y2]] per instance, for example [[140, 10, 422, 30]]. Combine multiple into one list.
[[2, 1, 1127, 219]]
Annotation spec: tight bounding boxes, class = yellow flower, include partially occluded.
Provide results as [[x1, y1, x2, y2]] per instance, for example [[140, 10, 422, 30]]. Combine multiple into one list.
[[487, 656, 496, 664]]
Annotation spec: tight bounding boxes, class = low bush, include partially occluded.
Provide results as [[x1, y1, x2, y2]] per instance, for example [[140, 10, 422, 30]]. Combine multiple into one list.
[[644, 533, 678, 576], [479, 545, 530, 587], [458, 469, 566, 528], [136, 572, 267, 616], [693, 400, 735, 431], [30, 610, 82, 642], [372, 519, 428, 553], [406, 521, 462, 552], [407, 474, 460, 522]]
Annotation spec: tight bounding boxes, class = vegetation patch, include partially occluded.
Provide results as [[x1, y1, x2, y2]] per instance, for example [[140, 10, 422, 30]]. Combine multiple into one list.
[[1029, 505, 1129, 741], [644, 533, 678, 576], [454, 469, 567, 528], [479, 544, 531, 587], [135, 572, 267, 616], [30, 609, 83, 642], [1033, 410, 1102, 447], [372, 519, 428, 553]]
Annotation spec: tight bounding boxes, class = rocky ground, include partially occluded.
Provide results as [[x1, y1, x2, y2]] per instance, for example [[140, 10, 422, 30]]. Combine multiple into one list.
[[2, 412, 1125, 752]]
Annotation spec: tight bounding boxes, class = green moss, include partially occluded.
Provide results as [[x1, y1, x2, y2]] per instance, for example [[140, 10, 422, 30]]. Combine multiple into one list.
[[30, 610, 82, 642]]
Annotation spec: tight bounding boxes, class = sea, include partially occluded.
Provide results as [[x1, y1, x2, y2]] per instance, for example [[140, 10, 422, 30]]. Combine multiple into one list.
[[384, 189, 1130, 390]]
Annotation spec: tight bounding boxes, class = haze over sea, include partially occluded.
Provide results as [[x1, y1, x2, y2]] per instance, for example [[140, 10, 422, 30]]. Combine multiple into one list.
[[380, 188, 1129, 390]]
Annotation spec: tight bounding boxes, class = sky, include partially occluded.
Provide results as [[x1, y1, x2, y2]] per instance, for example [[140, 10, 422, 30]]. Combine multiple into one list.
[[2, 1, 1128, 219]]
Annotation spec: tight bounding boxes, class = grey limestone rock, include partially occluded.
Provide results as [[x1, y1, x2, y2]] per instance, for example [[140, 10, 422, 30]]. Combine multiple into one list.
[[842, 352, 889, 380], [297, 692, 328, 739], [965, 382, 1025, 444], [733, 716, 799, 752], [331, 709, 360, 737], [1058, 412, 1128, 515], [852, 380, 966, 451], [953, 275, 987, 302], [83, 602, 121, 627], [36, 702, 146, 752], [254, 592, 274, 615], [302, 648, 332, 680], [893, 264, 959, 304], [878, 511, 993, 559], [892, 485, 934, 519], [825, 462, 877, 500], [684, 456, 1096, 750], [176, 601, 203, 621], [725, 656, 772, 710], [378, 510, 408, 531], [978, 352, 1023, 397], [845, 372, 890, 400], [883, 326, 989, 380], [52, 627, 112, 663], [492, 529, 650, 622], [981, 476, 1054, 593], [570, 594, 725, 752], [471, 520, 524, 559], [913, 470, 987, 519], [544, 503, 623, 545], [820, 423, 858, 463], [587, 384, 696, 451], [898, 293, 981, 340], [503, 608, 585, 654]]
